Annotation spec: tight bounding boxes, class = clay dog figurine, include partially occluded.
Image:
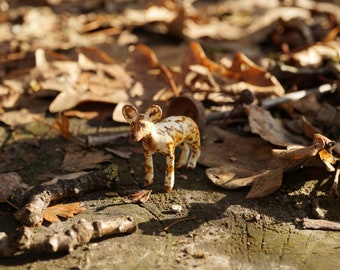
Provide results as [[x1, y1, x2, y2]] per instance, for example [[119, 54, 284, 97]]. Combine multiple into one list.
[[122, 104, 201, 191]]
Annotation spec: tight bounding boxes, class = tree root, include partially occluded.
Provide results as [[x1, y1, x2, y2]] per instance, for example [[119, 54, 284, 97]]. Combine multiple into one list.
[[302, 218, 340, 231], [11, 163, 119, 227], [0, 216, 137, 257]]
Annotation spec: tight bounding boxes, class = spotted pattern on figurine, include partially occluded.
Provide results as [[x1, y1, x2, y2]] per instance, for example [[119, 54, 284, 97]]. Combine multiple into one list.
[[122, 104, 201, 191]]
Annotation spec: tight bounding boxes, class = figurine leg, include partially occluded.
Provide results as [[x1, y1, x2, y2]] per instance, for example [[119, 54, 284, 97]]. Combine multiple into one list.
[[144, 151, 154, 187], [164, 153, 175, 192], [176, 143, 190, 168], [187, 146, 201, 169]]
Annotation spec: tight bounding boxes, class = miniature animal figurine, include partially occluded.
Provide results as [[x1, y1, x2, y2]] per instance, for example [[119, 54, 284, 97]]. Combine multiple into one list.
[[122, 104, 201, 192]]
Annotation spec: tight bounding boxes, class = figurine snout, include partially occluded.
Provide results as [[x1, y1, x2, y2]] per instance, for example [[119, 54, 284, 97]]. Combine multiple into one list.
[[129, 132, 139, 142]]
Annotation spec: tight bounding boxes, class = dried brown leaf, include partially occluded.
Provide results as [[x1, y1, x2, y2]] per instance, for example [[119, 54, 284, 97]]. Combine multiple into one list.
[[105, 147, 132, 159], [78, 46, 114, 66], [125, 44, 180, 103], [182, 41, 229, 76], [182, 42, 284, 98], [226, 53, 285, 96], [272, 133, 338, 172], [42, 202, 86, 223], [54, 114, 74, 140], [318, 149, 337, 172], [124, 190, 152, 203], [61, 144, 113, 172], [285, 40, 340, 67], [246, 105, 308, 147], [0, 172, 27, 203], [199, 125, 281, 198]]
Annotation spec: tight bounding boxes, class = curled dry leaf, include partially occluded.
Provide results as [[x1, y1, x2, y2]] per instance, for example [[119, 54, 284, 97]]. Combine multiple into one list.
[[53, 114, 74, 140], [199, 125, 282, 199], [42, 202, 86, 223], [126, 44, 180, 102], [32, 46, 132, 113], [318, 150, 337, 172], [272, 133, 338, 172], [123, 189, 152, 203], [166, 96, 206, 128], [0, 172, 28, 203], [246, 105, 308, 147], [61, 144, 113, 172], [182, 42, 285, 98], [281, 40, 340, 67], [201, 127, 338, 198], [105, 147, 132, 159]]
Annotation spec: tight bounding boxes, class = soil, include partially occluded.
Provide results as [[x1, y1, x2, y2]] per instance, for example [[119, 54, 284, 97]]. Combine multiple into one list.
[[0, 118, 339, 270]]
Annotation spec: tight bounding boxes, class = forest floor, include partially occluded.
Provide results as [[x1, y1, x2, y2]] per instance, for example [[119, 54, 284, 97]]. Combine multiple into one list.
[[1, 1, 340, 269], [0, 117, 339, 270]]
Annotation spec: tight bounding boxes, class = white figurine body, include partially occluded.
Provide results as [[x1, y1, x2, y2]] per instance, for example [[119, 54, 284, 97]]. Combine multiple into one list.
[[122, 104, 201, 191]]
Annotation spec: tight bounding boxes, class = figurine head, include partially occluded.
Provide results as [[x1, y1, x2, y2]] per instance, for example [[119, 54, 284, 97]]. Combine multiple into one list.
[[122, 104, 162, 142]]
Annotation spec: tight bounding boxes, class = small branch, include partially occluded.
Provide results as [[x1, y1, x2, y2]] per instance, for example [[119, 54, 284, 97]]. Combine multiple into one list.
[[85, 132, 128, 147], [261, 83, 336, 109], [302, 218, 340, 231], [329, 165, 340, 196], [163, 216, 195, 232], [311, 197, 327, 219], [12, 163, 119, 227], [159, 64, 180, 97], [0, 216, 137, 257]]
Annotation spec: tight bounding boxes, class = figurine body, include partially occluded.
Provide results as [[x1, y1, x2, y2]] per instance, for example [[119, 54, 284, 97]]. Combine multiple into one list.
[[122, 104, 201, 191]]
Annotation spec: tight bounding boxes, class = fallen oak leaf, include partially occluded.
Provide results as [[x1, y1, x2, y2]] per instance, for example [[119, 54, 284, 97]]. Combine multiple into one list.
[[225, 52, 285, 97], [61, 144, 113, 172], [78, 46, 114, 67], [127, 44, 180, 97], [0, 172, 28, 209], [34, 114, 85, 145], [105, 147, 132, 159], [182, 42, 285, 97], [54, 113, 74, 140], [319, 149, 337, 172], [272, 133, 335, 160], [246, 104, 308, 147], [273, 133, 339, 195], [182, 41, 230, 76], [42, 202, 86, 223], [0, 172, 28, 203], [123, 189, 152, 203], [199, 125, 282, 198]]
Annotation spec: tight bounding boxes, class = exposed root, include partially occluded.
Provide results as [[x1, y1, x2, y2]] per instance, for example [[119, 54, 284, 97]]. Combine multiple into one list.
[[0, 216, 137, 257], [12, 164, 119, 227]]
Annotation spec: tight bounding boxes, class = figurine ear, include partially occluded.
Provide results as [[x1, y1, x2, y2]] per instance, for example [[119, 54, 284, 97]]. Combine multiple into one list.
[[122, 104, 139, 123], [144, 105, 162, 123]]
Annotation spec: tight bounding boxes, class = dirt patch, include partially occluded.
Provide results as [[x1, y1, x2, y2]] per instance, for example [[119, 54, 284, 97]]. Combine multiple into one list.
[[0, 120, 339, 270]]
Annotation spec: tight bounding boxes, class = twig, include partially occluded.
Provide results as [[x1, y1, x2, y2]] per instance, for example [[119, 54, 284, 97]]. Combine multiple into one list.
[[278, 63, 330, 74], [206, 89, 254, 122], [12, 163, 119, 227], [33, 115, 87, 147], [311, 197, 327, 219], [159, 64, 180, 97], [329, 165, 340, 196], [261, 83, 336, 109], [163, 216, 196, 232], [85, 132, 128, 147], [0, 216, 137, 257], [302, 218, 340, 231]]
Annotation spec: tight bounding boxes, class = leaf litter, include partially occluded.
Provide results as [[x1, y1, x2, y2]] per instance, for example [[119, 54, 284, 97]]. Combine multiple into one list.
[[0, 0, 340, 257]]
